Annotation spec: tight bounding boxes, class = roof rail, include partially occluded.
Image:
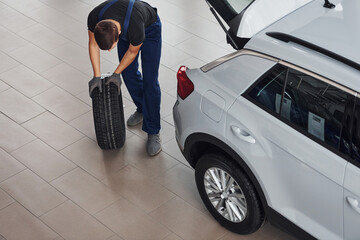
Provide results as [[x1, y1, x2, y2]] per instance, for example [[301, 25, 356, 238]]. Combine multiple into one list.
[[266, 32, 360, 72]]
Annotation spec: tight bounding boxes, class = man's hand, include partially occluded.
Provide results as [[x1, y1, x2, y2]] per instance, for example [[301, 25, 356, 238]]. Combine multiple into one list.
[[105, 73, 122, 95], [89, 76, 102, 97]]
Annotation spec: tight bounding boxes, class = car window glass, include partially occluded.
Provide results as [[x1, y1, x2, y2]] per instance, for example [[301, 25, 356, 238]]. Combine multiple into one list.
[[226, 0, 253, 14], [248, 65, 287, 114], [284, 68, 354, 152]]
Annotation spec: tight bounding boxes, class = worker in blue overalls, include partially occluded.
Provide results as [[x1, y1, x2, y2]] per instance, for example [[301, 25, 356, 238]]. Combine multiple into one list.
[[87, 0, 162, 156]]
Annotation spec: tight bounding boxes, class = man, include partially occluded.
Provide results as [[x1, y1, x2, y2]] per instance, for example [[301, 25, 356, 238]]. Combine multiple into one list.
[[87, 0, 162, 156]]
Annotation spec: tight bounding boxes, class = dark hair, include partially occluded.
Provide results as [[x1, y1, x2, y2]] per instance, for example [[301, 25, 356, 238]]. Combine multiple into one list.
[[94, 21, 119, 50]]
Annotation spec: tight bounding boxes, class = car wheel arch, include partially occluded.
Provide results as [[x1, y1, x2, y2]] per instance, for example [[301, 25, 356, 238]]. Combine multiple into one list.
[[183, 132, 269, 215]]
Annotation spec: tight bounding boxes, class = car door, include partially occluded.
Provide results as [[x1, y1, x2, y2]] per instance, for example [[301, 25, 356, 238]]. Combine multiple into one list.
[[226, 63, 354, 239], [344, 99, 360, 239], [205, 0, 312, 49]]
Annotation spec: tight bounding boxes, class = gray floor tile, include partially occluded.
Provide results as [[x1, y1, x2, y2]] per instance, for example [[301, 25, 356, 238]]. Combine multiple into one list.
[[32, 86, 91, 122], [158, 65, 177, 93], [116, 134, 178, 179], [102, 165, 175, 213], [95, 197, 171, 240], [160, 42, 192, 69], [0, 203, 58, 240], [162, 20, 193, 46], [24, 5, 78, 32], [0, 26, 28, 53], [100, 47, 120, 65], [51, 168, 122, 215], [60, 137, 127, 181], [162, 138, 190, 166], [0, 88, 45, 124], [163, 113, 174, 126], [22, 112, 84, 151], [39, 0, 84, 12], [8, 43, 62, 74], [0, 148, 25, 183], [0, 169, 67, 217], [107, 235, 124, 240], [155, 164, 206, 212], [155, 0, 196, 25], [0, 189, 14, 211], [166, 0, 216, 23], [0, 65, 54, 98], [0, 5, 37, 32], [176, 36, 231, 63], [40, 200, 114, 240], [160, 91, 177, 118], [18, 23, 69, 52], [42, 62, 89, 95], [80, 0, 112, 7], [0, 0, 44, 13], [76, 90, 92, 106], [10, 139, 76, 182], [64, 2, 94, 23], [177, 16, 225, 44], [49, 42, 94, 74], [68, 111, 97, 141], [0, 51, 19, 74], [57, 21, 89, 48], [0, 113, 36, 152], [0, 80, 9, 93], [150, 197, 227, 240], [163, 233, 184, 240]]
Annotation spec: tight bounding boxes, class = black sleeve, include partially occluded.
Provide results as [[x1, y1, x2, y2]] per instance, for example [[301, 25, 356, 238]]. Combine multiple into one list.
[[87, 9, 98, 32]]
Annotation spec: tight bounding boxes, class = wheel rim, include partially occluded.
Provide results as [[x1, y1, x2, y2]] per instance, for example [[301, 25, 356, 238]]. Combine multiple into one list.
[[204, 167, 247, 223]]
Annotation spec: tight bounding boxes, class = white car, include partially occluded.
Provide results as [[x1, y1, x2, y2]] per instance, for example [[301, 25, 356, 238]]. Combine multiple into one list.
[[173, 0, 360, 239]]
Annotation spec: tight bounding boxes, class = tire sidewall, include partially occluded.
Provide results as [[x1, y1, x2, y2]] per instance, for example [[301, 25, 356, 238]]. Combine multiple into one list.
[[195, 153, 262, 234]]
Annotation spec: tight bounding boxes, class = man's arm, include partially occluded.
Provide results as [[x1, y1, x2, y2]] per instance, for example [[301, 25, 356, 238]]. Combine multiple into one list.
[[88, 30, 101, 77], [114, 43, 142, 74]]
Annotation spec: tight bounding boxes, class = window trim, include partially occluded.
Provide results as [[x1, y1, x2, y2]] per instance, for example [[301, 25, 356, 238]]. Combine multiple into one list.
[[348, 94, 360, 169], [242, 62, 357, 165], [201, 49, 278, 72]]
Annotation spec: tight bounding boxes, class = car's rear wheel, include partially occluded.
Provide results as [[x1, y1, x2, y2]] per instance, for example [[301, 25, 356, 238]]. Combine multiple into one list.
[[195, 153, 264, 234]]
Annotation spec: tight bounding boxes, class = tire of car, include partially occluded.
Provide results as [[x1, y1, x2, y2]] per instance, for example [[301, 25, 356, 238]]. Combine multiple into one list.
[[91, 76, 126, 150], [195, 153, 264, 234]]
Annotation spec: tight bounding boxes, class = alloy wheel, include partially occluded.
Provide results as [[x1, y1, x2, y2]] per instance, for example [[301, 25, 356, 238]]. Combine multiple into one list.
[[204, 167, 248, 223]]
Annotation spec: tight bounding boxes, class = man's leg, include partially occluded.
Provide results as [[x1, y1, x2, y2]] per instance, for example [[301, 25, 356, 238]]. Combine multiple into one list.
[[117, 38, 143, 113], [140, 17, 162, 135]]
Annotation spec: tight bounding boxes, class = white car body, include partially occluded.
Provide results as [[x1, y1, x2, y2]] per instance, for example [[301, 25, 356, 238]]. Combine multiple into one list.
[[173, 0, 360, 239], [237, 0, 312, 38]]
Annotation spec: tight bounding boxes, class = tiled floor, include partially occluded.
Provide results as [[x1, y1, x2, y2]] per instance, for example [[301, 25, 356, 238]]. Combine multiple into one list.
[[0, 0, 296, 239]]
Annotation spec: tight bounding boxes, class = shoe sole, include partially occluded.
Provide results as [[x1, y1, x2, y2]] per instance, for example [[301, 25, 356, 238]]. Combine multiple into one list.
[[148, 147, 162, 157], [126, 118, 143, 127]]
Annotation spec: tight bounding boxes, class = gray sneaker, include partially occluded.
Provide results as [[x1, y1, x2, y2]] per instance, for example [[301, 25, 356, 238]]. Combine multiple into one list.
[[127, 111, 143, 126], [147, 134, 162, 156]]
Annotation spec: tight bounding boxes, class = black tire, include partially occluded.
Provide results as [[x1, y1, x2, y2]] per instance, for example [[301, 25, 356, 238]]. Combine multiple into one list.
[[195, 153, 264, 234], [91, 76, 125, 149]]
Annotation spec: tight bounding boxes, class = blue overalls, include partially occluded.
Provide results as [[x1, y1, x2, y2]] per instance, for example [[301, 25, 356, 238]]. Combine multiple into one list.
[[99, 0, 162, 134]]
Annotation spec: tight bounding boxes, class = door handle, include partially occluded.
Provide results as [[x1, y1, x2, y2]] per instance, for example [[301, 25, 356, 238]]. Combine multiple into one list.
[[347, 197, 360, 215], [231, 126, 255, 144]]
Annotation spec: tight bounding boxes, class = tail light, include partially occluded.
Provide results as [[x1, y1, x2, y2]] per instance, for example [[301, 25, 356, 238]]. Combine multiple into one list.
[[177, 66, 194, 100]]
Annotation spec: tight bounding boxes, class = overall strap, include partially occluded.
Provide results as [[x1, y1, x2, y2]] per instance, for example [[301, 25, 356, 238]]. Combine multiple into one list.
[[98, 0, 118, 21], [121, 0, 135, 40]]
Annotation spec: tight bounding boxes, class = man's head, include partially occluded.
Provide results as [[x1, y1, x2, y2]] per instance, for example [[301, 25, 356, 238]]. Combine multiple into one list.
[[94, 20, 119, 50]]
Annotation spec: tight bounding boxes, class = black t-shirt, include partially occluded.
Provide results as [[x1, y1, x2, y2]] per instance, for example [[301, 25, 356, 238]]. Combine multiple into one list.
[[88, 0, 157, 46]]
